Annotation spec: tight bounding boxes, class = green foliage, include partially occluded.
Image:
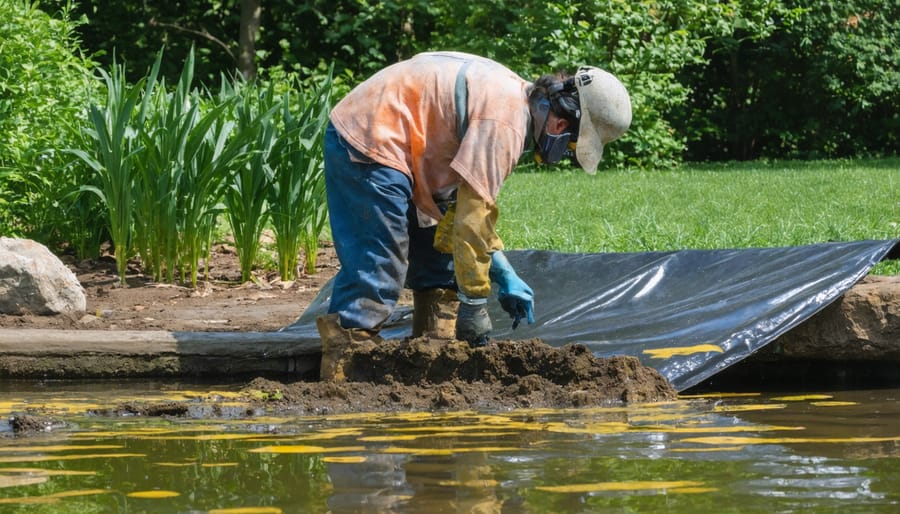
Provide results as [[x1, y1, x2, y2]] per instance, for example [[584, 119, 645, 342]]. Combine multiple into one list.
[[222, 80, 278, 283], [133, 50, 190, 283], [67, 57, 146, 284], [427, 0, 737, 169], [178, 94, 245, 287], [220, 69, 333, 283], [66, 45, 333, 286], [38, 0, 898, 168], [266, 70, 333, 279], [127, 47, 252, 287], [266, 0, 438, 77], [0, 0, 98, 247], [678, 0, 899, 160]]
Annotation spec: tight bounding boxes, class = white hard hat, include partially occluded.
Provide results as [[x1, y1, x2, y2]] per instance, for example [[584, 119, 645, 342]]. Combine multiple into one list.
[[573, 66, 632, 174]]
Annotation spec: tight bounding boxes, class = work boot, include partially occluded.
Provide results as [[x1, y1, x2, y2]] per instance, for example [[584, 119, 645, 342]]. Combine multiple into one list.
[[316, 313, 381, 382], [411, 288, 460, 339]]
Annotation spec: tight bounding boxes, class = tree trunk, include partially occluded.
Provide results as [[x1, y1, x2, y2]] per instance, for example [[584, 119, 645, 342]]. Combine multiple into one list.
[[238, 0, 261, 80]]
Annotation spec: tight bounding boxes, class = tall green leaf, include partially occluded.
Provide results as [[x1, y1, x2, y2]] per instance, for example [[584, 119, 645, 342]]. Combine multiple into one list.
[[68, 58, 144, 284], [223, 80, 280, 282], [267, 69, 333, 280]]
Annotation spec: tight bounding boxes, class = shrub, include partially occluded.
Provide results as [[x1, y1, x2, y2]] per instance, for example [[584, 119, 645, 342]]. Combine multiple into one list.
[[0, 0, 100, 251]]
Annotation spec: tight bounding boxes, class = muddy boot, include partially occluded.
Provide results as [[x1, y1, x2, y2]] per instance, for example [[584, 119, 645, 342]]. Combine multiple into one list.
[[411, 288, 460, 339], [316, 313, 381, 382]]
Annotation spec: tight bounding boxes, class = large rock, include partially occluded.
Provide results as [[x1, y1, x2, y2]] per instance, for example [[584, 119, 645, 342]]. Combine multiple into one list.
[[767, 275, 900, 361], [0, 237, 86, 315]]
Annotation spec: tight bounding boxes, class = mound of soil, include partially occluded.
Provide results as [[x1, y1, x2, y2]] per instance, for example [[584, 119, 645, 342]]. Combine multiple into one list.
[[243, 338, 677, 415], [8, 414, 67, 435]]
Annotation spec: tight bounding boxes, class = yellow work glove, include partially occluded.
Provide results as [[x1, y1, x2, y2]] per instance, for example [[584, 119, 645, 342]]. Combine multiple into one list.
[[451, 182, 502, 299], [433, 201, 456, 255]]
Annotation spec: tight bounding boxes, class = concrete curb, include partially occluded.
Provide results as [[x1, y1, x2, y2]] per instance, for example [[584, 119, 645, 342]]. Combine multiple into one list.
[[0, 329, 321, 379]]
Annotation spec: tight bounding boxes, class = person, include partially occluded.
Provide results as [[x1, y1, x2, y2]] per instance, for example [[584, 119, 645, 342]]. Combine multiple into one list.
[[317, 51, 631, 381]]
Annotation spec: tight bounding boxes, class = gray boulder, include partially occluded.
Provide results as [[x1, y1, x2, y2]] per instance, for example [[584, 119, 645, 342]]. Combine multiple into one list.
[[0, 237, 86, 315]]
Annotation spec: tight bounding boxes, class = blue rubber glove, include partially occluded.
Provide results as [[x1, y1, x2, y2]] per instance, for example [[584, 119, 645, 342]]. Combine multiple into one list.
[[489, 251, 535, 329]]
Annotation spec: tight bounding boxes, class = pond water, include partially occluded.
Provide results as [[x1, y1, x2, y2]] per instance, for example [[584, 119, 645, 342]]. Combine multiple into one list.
[[1, 382, 899, 513]]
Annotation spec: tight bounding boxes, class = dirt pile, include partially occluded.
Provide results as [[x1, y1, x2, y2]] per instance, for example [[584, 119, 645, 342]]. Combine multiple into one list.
[[244, 338, 677, 415]]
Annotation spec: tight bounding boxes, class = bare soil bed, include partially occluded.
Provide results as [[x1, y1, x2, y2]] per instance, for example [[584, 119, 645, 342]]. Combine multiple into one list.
[[0, 243, 677, 420], [0, 243, 338, 333]]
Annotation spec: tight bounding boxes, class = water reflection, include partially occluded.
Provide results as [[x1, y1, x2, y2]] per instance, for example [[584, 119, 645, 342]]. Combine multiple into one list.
[[1, 385, 900, 511], [325, 451, 510, 514]]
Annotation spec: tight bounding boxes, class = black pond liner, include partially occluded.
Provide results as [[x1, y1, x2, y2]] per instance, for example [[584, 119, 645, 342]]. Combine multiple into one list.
[[287, 239, 900, 392]]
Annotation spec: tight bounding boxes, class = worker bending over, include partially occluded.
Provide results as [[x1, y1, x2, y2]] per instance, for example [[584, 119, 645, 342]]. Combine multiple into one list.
[[318, 51, 632, 381]]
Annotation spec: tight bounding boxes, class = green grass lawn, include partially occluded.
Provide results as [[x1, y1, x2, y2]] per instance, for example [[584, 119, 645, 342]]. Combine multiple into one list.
[[496, 158, 900, 273], [498, 158, 899, 250]]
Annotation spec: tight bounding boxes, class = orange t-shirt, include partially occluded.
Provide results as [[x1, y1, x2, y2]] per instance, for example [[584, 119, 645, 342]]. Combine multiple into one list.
[[329, 52, 531, 224]]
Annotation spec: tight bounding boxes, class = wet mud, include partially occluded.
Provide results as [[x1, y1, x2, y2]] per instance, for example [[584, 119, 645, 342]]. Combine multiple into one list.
[[242, 337, 677, 415], [4, 338, 677, 435], [8, 414, 67, 435]]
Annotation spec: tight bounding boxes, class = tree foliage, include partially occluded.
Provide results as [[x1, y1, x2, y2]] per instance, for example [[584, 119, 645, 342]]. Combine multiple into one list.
[[0, 0, 99, 245], [677, 0, 899, 160]]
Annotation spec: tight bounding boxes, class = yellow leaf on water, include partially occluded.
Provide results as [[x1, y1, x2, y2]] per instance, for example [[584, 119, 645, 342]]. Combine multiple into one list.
[[380, 447, 452, 456], [678, 392, 761, 399], [712, 404, 787, 413], [771, 394, 833, 401], [438, 479, 500, 488], [322, 456, 367, 464], [201, 462, 239, 468], [643, 345, 723, 359], [536, 480, 705, 493], [127, 490, 181, 499], [811, 401, 859, 407], [682, 435, 900, 445]]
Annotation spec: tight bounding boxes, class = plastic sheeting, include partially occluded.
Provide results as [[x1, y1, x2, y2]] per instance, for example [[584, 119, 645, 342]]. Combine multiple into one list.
[[285, 239, 899, 391]]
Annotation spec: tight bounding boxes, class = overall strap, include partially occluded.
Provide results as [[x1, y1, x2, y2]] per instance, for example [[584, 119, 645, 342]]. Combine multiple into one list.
[[454, 61, 472, 141]]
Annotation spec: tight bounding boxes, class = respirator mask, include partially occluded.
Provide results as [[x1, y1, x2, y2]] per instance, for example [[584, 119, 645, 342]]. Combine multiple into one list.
[[532, 79, 580, 165]]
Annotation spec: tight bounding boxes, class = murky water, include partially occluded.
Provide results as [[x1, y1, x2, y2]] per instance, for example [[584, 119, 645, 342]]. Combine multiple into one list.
[[1, 382, 899, 513]]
